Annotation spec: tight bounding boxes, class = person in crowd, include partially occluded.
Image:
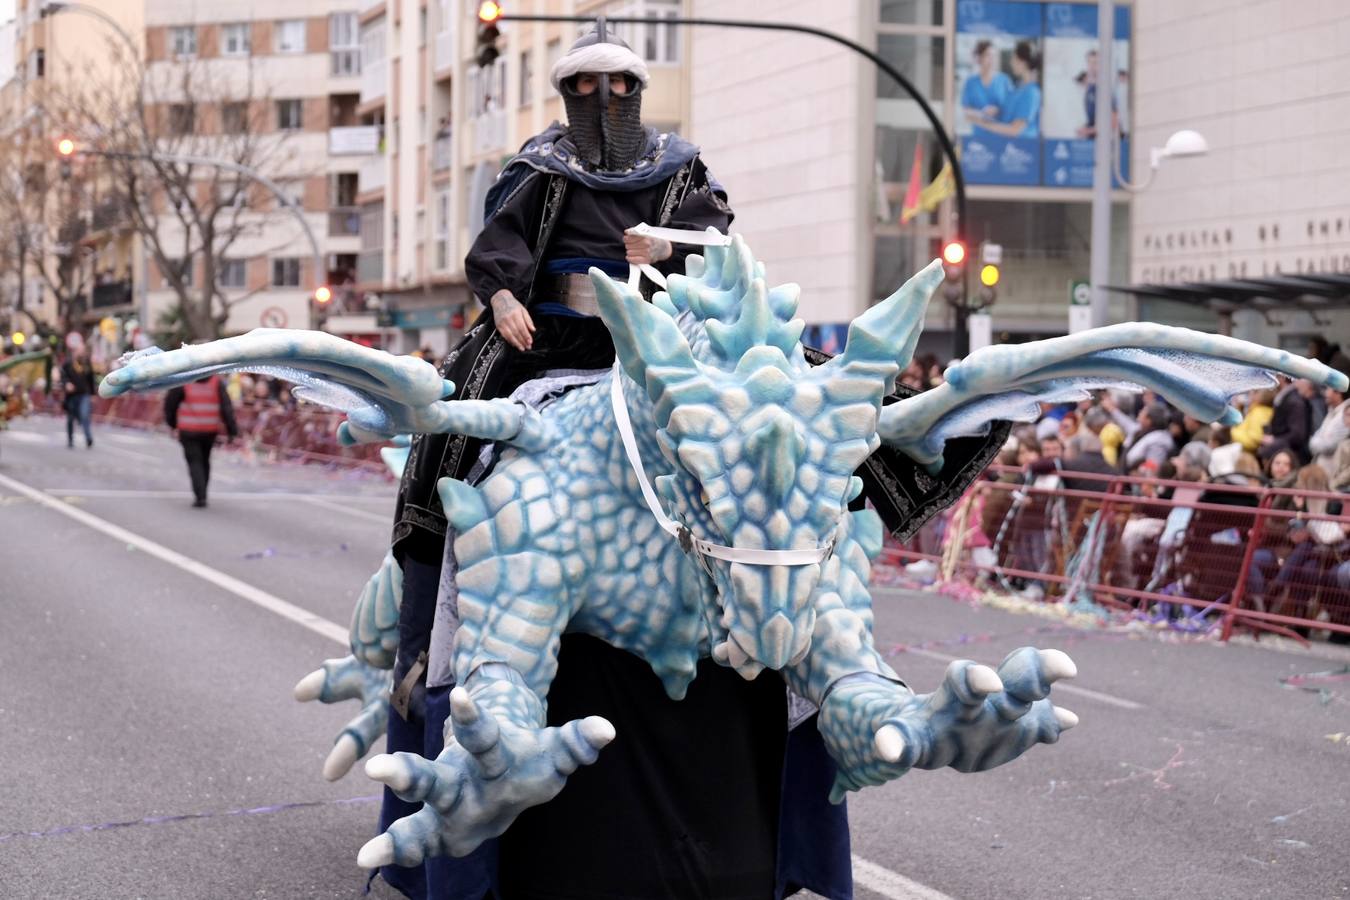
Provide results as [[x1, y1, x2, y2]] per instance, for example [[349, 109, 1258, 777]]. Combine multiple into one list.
[[164, 373, 239, 508], [1326, 403, 1350, 492], [1260, 464, 1346, 620], [1182, 414, 1212, 445], [1082, 403, 1125, 467], [60, 349, 96, 449], [1207, 425, 1243, 479], [1308, 380, 1349, 475], [1123, 402, 1176, 471], [1261, 377, 1315, 463], [1170, 441, 1212, 484], [1232, 388, 1275, 452]]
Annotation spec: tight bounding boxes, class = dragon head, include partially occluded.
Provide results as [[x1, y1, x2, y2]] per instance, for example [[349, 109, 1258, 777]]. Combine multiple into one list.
[[592, 235, 941, 676]]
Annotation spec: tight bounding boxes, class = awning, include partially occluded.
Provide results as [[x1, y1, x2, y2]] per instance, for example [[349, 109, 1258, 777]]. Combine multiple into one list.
[[1106, 273, 1350, 313]]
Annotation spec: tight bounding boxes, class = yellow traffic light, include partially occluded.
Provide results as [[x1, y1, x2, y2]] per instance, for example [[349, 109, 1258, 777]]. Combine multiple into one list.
[[941, 241, 966, 266], [56, 138, 76, 157], [980, 264, 1000, 287], [314, 285, 333, 304], [10, 331, 26, 346], [478, 1, 502, 23]]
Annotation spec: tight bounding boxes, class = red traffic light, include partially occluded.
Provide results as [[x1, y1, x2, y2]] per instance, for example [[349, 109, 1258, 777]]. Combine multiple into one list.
[[56, 138, 77, 157], [941, 241, 966, 266], [478, 1, 502, 23]]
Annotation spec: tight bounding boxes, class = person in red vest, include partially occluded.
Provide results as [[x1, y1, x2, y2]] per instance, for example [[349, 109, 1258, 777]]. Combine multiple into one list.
[[164, 375, 238, 508]]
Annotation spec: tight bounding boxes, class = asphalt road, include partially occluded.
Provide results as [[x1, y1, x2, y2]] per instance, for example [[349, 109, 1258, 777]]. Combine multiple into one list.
[[2, 415, 1348, 899]]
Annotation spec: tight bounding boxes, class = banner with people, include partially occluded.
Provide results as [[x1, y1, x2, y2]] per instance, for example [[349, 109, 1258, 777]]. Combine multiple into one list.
[[955, 1, 1131, 188]]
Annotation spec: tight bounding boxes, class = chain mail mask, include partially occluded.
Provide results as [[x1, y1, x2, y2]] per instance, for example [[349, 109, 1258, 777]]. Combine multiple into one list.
[[561, 74, 646, 172]]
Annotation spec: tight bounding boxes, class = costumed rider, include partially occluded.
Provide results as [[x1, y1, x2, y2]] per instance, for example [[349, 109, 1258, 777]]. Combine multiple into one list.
[[376, 20, 833, 900]]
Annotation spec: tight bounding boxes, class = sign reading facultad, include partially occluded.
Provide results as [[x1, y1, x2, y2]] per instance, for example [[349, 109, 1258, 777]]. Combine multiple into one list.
[[260, 306, 289, 328]]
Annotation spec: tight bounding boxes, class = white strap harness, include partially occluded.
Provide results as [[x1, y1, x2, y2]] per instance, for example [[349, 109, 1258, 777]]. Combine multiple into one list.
[[609, 224, 838, 571]]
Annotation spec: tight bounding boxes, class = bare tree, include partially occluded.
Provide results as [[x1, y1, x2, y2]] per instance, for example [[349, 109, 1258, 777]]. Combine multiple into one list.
[[57, 40, 308, 342], [0, 127, 101, 335]]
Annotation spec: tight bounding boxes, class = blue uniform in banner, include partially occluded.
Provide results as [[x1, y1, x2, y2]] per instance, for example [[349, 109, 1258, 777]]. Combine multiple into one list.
[[961, 71, 1013, 121], [1002, 82, 1042, 139]]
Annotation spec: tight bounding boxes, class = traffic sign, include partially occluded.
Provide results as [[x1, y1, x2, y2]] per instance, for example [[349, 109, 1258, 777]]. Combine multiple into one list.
[[1070, 280, 1091, 306]]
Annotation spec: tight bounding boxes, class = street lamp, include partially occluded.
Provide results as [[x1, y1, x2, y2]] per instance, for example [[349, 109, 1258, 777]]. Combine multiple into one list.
[[1113, 129, 1210, 193]]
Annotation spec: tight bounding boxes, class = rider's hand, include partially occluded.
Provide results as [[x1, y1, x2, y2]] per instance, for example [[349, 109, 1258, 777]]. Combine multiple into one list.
[[623, 229, 673, 266], [491, 290, 535, 351]]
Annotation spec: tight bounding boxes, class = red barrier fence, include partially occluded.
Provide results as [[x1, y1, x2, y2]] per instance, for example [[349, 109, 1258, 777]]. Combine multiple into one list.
[[32, 389, 392, 475], [886, 464, 1350, 645]]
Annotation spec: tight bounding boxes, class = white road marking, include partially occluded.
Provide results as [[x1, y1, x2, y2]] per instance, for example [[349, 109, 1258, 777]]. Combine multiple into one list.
[[43, 487, 390, 502], [0, 471, 348, 647], [852, 854, 955, 900], [903, 647, 1144, 710], [6, 465, 954, 900], [303, 495, 392, 524], [92, 442, 165, 464]]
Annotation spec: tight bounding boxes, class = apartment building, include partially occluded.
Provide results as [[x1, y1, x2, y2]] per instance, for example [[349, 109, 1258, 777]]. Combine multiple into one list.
[[352, 0, 687, 356], [141, 1, 368, 337]]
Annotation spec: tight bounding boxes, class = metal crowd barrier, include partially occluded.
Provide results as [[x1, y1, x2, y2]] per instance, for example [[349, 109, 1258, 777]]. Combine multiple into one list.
[[31, 388, 392, 475], [884, 464, 1350, 645]]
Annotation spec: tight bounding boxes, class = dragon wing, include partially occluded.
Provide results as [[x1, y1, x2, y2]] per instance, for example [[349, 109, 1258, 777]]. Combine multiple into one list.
[[100, 328, 547, 449], [878, 323, 1349, 471]]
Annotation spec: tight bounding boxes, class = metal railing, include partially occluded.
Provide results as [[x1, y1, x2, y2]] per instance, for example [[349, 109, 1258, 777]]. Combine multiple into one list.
[[433, 29, 455, 73], [328, 207, 361, 237], [432, 132, 453, 171], [329, 125, 380, 156], [358, 154, 386, 193], [889, 465, 1350, 644], [90, 279, 133, 309]]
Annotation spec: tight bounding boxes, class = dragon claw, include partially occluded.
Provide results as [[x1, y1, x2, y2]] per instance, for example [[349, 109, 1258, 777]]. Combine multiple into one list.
[[323, 733, 362, 782], [1054, 707, 1079, 731], [293, 669, 325, 702], [357, 834, 395, 869], [873, 724, 905, 763], [1038, 648, 1078, 682], [365, 753, 412, 791], [966, 664, 1004, 695]]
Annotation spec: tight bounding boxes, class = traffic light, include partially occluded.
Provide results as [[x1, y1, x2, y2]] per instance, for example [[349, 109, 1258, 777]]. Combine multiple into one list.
[[940, 240, 966, 304], [56, 136, 76, 179], [314, 285, 333, 305], [10, 331, 25, 347], [978, 263, 999, 307], [476, 2, 502, 68]]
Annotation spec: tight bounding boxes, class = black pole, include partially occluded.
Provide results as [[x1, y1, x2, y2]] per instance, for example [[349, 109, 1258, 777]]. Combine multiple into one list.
[[495, 13, 971, 353]]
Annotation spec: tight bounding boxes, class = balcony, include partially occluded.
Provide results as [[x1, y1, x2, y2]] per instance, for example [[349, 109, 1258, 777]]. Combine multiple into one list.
[[360, 61, 386, 105], [359, 155, 386, 194], [358, 250, 384, 285], [434, 29, 455, 74], [91, 279, 133, 310], [90, 200, 128, 232], [329, 125, 381, 156], [432, 132, 453, 171], [328, 207, 361, 237], [358, 0, 383, 14], [331, 47, 360, 78], [471, 109, 506, 156]]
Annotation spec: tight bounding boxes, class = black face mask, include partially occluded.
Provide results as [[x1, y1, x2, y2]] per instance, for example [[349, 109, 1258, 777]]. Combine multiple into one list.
[[560, 74, 646, 171]]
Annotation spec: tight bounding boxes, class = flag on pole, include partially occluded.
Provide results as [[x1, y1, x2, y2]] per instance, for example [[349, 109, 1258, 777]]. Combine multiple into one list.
[[899, 142, 924, 224], [918, 161, 956, 214]]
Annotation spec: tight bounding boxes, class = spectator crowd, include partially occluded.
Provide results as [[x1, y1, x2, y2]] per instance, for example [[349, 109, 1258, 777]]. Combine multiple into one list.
[[901, 337, 1350, 642]]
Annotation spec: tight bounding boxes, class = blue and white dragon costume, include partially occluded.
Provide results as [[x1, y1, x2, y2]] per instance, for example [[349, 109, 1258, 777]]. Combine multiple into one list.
[[101, 233, 1348, 869]]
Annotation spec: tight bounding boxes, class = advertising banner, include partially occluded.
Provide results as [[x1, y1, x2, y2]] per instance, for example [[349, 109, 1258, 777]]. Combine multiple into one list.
[[956, 1, 1131, 188]]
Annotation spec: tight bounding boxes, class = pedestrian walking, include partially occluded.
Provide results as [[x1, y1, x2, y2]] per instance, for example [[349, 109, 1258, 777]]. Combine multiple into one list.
[[164, 374, 238, 507], [60, 350, 96, 449]]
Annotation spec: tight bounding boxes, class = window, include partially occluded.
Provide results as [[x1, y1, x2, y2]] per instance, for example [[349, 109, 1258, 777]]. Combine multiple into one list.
[[216, 180, 247, 209], [169, 26, 198, 58], [330, 12, 360, 75], [222, 102, 249, 134], [217, 259, 246, 288], [418, 6, 428, 44], [332, 172, 358, 207], [519, 49, 533, 108], [168, 103, 196, 135], [468, 59, 507, 117], [28, 48, 44, 80], [545, 39, 561, 95], [434, 189, 450, 270], [271, 257, 301, 287], [607, 1, 679, 64], [276, 99, 303, 130], [222, 23, 251, 56], [274, 19, 306, 54]]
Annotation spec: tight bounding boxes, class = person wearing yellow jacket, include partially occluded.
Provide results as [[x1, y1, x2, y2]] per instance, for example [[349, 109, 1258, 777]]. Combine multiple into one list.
[[1231, 388, 1275, 452]]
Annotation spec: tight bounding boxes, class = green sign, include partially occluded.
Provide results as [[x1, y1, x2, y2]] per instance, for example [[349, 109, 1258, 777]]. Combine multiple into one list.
[[1070, 280, 1091, 306]]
